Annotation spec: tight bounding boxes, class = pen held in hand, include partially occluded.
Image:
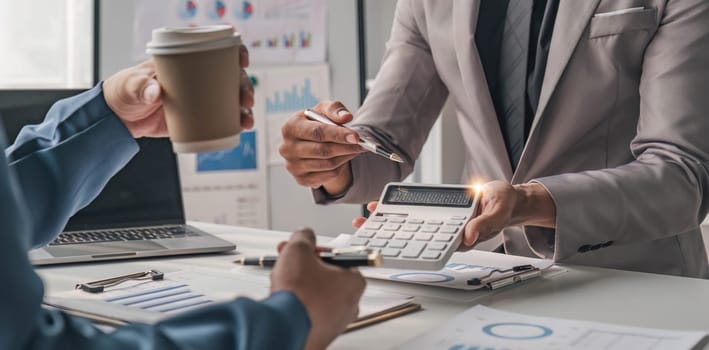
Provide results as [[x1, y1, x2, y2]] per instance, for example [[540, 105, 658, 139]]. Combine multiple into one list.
[[303, 109, 404, 163], [236, 250, 383, 268]]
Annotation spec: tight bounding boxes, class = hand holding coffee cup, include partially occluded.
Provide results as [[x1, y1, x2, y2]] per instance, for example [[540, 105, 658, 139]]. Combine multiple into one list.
[[146, 25, 253, 153]]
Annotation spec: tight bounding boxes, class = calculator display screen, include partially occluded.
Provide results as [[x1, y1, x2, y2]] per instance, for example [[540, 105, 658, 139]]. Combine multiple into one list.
[[382, 185, 475, 207]]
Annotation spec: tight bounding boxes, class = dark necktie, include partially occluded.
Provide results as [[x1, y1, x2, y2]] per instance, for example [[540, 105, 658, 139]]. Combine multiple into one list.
[[497, 0, 533, 168], [476, 0, 558, 170]]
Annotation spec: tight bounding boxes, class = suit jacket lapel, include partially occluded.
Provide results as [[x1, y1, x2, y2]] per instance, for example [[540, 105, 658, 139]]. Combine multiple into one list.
[[453, 0, 513, 180], [515, 0, 600, 180]]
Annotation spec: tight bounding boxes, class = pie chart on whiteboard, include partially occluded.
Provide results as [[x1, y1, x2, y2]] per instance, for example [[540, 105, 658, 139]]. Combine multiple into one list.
[[208, 0, 227, 19], [179, 0, 198, 20]]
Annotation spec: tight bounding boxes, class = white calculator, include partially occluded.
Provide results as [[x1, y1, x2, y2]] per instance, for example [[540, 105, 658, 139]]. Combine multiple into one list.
[[345, 182, 480, 270]]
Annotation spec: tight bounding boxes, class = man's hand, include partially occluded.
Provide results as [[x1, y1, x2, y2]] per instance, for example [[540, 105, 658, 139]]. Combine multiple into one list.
[[271, 228, 366, 350], [103, 45, 254, 138], [352, 181, 556, 248], [280, 101, 366, 195], [462, 181, 556, 246]]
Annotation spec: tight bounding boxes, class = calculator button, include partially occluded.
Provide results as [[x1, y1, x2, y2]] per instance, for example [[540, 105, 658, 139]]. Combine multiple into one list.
[[451, 216, 467, 220], [426, 220, 444, 225], [357, 230, 376, 238], [389, 241, 408, 249], [349, 238, 369, 246], [421, 251, 441, 260], [364, 222, 383, 230], [376, 231, 395, 239], [368, 239, 388, 248], [383, 224, 402, 231], [388, 218, 406, 223], [401, 242, 426, 258], [370, 216, 387, 222], [415, 233, 433, 241], [381, 248, 401, 257], [440, 226, 459, 234], [394, 232, 414, 240], [421, 225, 439, 233], [434, 234, 455, 242], [407, 219, 424, 224], [428, 243, 447, 251], [446, 220, 465, 226], [402, 224, 420, 232]]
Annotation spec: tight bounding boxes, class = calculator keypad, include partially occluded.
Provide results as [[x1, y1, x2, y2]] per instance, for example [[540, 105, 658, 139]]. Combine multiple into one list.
[[401, 241, 426, 258], [421, 225, 439, 233], [414, 233, 433, 241], [383, 224, 401, 231], [368, 239, 388, 248], [375, 231, 395, 239], [402, 224, 420, 232], [434, 234, 455, 242], [357, 230, 376, 238], [348, 215, 467, 267], [394, 232, 414, 240], [364, 222, 383, 230], [389, 241, 408, 249], [421, 251, 441, 260], [440, 226, 458, 234]]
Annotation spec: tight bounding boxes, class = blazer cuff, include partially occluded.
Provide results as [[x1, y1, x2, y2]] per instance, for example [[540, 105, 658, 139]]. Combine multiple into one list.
[[312, 152, 397, 204], [530, 176, 617, 261]]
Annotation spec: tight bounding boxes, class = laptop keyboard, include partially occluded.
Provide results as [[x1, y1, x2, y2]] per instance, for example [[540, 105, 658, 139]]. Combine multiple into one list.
[[48, 226, 200, 246]]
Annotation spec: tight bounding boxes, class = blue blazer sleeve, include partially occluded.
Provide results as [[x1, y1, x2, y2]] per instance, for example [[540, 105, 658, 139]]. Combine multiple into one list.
[[0, 85, 312, 350], [4, 84, 140, 248]]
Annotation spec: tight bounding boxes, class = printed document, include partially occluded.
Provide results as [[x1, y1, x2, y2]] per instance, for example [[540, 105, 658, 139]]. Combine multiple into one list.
[[395, 305, 707, 350]]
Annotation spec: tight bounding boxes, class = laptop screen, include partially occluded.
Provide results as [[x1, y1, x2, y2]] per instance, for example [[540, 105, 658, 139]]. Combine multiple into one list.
[[0, 91, 185, 231]]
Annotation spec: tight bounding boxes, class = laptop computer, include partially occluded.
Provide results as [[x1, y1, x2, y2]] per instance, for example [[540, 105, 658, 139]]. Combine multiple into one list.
[[0, 91, 236, 265]]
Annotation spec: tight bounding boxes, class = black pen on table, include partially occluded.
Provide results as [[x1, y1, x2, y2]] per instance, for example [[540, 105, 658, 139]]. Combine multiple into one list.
[[303, 109, 404, 163], [236, 250, 383, 268]]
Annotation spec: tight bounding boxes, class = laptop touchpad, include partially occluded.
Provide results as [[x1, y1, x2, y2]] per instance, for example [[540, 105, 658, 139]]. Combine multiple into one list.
[[45, 241, 166, 258]]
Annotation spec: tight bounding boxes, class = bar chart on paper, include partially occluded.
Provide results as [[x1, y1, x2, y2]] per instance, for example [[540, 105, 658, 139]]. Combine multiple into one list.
[[102, 280, 213, 314], [396, 305, 707, 350]]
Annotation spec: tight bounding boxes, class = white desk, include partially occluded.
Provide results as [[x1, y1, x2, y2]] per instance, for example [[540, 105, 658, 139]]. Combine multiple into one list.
[[37, 223, 709, 349]]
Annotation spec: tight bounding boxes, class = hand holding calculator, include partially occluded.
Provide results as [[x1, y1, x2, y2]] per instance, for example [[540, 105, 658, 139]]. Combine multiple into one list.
[[345, 183, 481, 270]]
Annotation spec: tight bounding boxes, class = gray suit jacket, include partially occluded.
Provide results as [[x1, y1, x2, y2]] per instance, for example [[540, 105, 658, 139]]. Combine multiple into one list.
[[315, 0, 709, 278]]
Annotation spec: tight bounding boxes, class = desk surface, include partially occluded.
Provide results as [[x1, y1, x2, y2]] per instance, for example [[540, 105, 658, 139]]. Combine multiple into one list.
[[37, 223, 709, 350]]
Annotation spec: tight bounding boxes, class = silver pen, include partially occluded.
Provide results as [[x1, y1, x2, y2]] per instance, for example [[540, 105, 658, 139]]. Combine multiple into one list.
[[303, 109, 404, 163]]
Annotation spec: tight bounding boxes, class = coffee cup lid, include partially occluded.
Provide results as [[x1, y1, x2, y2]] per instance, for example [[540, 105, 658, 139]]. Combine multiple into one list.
[[147, 25, 242, 55]]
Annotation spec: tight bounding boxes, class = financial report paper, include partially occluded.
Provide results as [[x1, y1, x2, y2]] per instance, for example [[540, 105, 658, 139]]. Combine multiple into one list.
[[396, 305, 706, 350]]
